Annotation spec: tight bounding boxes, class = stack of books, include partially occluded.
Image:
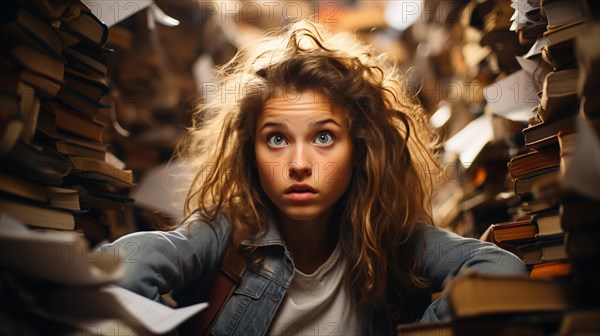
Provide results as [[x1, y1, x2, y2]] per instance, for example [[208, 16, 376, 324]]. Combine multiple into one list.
[[400, 1, 600, 334], [0, 0, 134, 245], [480, 0, 595, 280]]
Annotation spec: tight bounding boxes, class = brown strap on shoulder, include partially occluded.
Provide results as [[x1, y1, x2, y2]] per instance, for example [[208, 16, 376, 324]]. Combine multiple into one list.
[[178, 245, 246, 335]]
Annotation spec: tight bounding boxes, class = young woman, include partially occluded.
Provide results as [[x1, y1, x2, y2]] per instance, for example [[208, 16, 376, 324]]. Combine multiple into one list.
[[102, 21, 525, 335]]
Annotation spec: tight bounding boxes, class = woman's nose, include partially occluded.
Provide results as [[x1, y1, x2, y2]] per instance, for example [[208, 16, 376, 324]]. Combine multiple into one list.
[[288, 145, 313, 180]]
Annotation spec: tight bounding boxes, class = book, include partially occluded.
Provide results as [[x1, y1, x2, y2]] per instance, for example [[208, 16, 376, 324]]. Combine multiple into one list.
[[18, 67, 63, 97], [543, 20, 586, 46], [518, 238, 567, 265], [53, 140, 106, 161], [513, 167, 561, 195], [530, 261, 571, 278], [2, 54, 58, 102], [541, 40, 576, 70], [68, 156, 133, 186], [488, 219, 537, 244], [533, 210, 563, 239], [525, 133, 560, 151], [539, 68, 579, 120], [0, 4, 63, 56], [57, 86, 106, 118], [42, 102, 106, 143], [447, 272, 571, 318], [63, 43, 110, 76], [60, 9, 109, 46], [47, 186, 80, 211], [76, 185, 135, 210], [0, 170, 48, 203], [5, 43, 65, 84], [523, 198, 558, 215], [541, 0, 588, 30], [522, 114, 577, 147], [507, 147, 560, 178], [37, 123, 108, 152], [0, 198, 74, 230], [0, 172, 79, 210], [64, 67, 110, 102], [0, 141, 70, 187]]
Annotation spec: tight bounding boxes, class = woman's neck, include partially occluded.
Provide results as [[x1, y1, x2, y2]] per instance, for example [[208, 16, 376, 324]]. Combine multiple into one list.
[[276, 210, 338, 274]]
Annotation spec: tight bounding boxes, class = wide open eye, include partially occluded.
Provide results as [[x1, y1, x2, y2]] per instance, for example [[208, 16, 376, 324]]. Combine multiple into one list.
[[267, 134, 288, 148], [314, 132, 334, 146]]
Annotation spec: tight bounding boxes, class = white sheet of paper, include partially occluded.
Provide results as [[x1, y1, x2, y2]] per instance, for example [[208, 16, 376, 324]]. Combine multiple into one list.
[[484, 70, 538, 123], [44, 285, 208, 335], [82, 0, 153, 27], [444, 115, 493, 168], [523, 36, 549, 59]]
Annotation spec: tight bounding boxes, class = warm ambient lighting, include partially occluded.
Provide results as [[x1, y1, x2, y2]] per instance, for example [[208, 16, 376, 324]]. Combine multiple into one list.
[[430, 104, 452, 129], [384, 0, 424, 31]]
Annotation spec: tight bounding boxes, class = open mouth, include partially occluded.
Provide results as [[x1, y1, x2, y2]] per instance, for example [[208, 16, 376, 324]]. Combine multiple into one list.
[[285, 184, 317, 194], [284, 183, 318, 201]]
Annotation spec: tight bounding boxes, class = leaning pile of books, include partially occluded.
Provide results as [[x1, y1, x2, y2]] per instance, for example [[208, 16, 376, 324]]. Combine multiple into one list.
[[482, 0, 597, 279], [0, 0, 134, 246]]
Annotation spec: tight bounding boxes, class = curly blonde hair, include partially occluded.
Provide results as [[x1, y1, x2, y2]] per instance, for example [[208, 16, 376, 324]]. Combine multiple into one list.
[[177, 20, 440, 321]]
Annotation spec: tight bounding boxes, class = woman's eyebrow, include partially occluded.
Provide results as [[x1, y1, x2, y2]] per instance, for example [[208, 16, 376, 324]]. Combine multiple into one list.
[[259, 121, 288, 131], [309, 119, 342, 128]]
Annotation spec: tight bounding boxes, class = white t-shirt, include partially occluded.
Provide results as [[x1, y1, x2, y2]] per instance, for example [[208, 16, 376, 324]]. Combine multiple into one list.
[[267, 243, 363, 335]]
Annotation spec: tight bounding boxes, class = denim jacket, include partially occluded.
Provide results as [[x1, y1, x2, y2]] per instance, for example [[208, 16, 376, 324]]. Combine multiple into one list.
[[101, 212, 526, 335]]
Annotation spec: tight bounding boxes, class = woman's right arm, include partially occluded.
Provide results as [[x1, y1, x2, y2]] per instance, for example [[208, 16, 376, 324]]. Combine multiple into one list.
[[99, 213, 231, 301]]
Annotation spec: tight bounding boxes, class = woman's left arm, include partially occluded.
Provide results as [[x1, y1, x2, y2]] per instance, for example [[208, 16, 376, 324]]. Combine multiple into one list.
[[418, 224, 527, 321]]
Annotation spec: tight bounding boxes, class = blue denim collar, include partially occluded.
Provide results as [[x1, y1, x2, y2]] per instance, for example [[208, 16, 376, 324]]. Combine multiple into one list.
[[242, 212, 286, 248]]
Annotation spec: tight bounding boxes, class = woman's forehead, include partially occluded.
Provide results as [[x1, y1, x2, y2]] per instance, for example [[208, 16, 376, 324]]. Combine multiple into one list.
[[258, 90, 346, 124]]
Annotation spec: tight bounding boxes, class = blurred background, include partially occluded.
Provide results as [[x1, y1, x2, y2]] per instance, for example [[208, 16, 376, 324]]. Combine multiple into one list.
[[2, 0, 600, 334]]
